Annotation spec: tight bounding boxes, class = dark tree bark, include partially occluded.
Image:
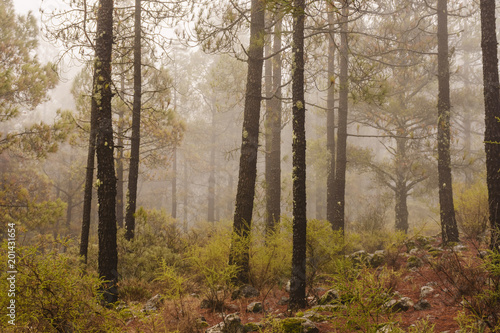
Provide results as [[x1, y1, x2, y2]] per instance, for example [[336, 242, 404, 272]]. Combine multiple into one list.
[[394, 138, 409, 233], [80, 94, 97, 263], [289, 0, 307, 311], [124, 0, 142, 241], [93, 0, 118, 304], [332, 0, 349, 232], [228, 0, 265, 285], [480, 0, 500, 251], [264, 14, 282, 233], [326, 2, 336, 226], [208, 107, 216, 222], [437, 0, 459, 244], [116, 74, 125, 228]]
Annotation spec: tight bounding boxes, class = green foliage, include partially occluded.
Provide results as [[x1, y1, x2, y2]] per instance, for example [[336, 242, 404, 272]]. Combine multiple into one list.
[[325, 259, 400, 332], [0, 239, 122, 332], [118, 208, 180, 281], [454, 179, 489, 241]]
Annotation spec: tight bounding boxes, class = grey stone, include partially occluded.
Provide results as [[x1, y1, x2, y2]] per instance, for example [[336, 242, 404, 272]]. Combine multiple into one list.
[[206, 313, 244, 333], [278, 296, 289, 305], [246, 301, 263, 313], [420, 286, 434, 299], [143, 294, 163, 312], [232, 285, 259, 300], [384, 297, 414, 312], [406, 255, 423, 268], [318, 289, 340, 305], [414, 299, 431, 311]]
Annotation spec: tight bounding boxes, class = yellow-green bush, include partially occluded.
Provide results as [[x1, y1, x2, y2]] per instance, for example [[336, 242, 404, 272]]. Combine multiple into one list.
[[454, 179, 489, 241], [0, 239, 122, 332]]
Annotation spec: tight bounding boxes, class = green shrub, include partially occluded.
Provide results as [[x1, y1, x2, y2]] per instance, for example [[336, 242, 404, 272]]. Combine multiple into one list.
[[0, 239, 122, 332], [454, 179, 489, 242]]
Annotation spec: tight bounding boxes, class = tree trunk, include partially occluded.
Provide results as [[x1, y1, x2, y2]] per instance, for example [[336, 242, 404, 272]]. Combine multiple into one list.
[[264, 19, 273, 231], [480, 0, 500, 251], [208, 108, 216, 222], [332, 0, 349, 232], [125, 0, 142, 241], [437, 0, 459, 244], [183, 155, 188, 232], [94, 0, 117, 304], [326, 2, 336, 226], [116, 74, 125, 228], [395, 181, 409, 233], [172, 146, 177, 219], [228, 0, 265, 285], [289, 0, 307, 311]]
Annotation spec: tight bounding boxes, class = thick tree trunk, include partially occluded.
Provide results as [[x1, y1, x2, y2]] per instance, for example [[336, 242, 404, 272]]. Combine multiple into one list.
[[94, 0, 117, 304], [326, 2, 336, 226], [332, 0, 349, 232], [395, 182, 409, 233], [125, 0, 142, 241], [289, 0, 307, 311], [437, 0, 459, 244], [229, 0, 265, 285], [480, 0, 500, 251]]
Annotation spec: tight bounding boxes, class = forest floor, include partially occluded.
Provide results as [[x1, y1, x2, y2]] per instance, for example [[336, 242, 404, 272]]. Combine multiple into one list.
[[126, 237, 489, 332]]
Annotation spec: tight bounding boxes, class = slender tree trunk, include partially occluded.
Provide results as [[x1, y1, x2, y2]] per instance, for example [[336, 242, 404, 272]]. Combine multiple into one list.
[[80, 53, 99, 264], [208, 108, 216, 222], [332, 0, 349, 232], [66, 195, 73, 229], [228, 0, 265, 285], [264, 20, 273, 231], [289, 0, 307, 311], [125, 0, 142, 241], [94, 0, 117, 304], [480, 0, 500, 251], [172, 147, 177, 219], [437, 0, 459, 244], [326, 2, 336, 226], [116, 75, 125, 228], [183, 155, 188, 232]]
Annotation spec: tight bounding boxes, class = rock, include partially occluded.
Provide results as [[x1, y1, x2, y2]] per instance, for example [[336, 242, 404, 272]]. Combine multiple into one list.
[[226, 303, 239, 312], [384, 297, 414, 312], [278, 296, 289, 305], [414, 299, 431, 311], [196, 317, 210, 329], [143, 294, 163, 312], [478, 250, 489, 259], [206, 313, 244, 333], [349, 250, 370, 267], [243, 322, 264, 332], [409, 248, 419, 255], [406, 255, 423, 269], [453, 244, 467, 252], [285, 280, 291, 293], [420, 286, 434, 299], [370, 250, 386, 267], [318, 289, 340, 305], [232, 285, 259, 300], [280, 318, 319, 333], [246, 302, 263, 313], [428, 246, 444, 257]]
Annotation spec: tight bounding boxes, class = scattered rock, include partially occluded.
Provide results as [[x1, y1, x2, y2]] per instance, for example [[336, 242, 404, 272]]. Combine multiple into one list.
[[318, 289, 340, 305], [407, 255, 423, 269], [225, 303, 239, 312], [206, 313, 244, 333], [453, 244, 467, 252], [243, 322, 264, 332], [143, 294, 163, 312], [420, 285, 434, 299], [349, 250, 370, 267], [370, 250, 386, 267], [478, 250, 489, 259], [196, 317, 209, 329], [285, 280, 291, 293], [384, 297, 414, 312], [246, 302, 263, 313], [232, 285, 259, 300], [279, 317, 319, 333], [414, 299, 431, 311], [278, 296, 289, 305]]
